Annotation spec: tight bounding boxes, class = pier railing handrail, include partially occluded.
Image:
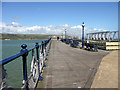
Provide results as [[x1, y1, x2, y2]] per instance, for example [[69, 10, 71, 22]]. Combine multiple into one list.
[[0, 38, 51, 65], [0, 38, 52, 89]]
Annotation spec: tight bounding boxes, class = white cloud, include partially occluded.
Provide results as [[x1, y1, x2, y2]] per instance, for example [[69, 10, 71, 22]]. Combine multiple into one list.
[[1, 22, 109, 38], [64, 24, 69, 27], [71, 25, 82, 29], [11, 22, 19, 26], [48, 25, 53, 28]]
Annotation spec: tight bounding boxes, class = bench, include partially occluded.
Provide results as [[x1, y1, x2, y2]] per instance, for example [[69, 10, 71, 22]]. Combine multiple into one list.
[[85, 43, 98, 52], [61, 38, 65, 42], [65, 39, 72, 44], [70, 40, 79, 48]]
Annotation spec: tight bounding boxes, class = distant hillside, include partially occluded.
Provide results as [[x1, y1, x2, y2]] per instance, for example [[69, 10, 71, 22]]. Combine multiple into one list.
[[0, 33, 75, 40], [0, 33, 51, 40]]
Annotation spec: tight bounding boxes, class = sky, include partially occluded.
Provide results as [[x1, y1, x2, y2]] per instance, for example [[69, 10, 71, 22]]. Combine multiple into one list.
[[1, 2, 118, 37]]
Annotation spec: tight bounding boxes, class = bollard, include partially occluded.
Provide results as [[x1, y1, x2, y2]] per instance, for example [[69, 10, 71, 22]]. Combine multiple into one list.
[[20, 44, 29, 90], [35, 42, 43, 80]]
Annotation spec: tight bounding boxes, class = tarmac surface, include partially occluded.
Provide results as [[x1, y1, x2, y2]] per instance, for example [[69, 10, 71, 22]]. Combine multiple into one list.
[[37, 40, 109, 88]]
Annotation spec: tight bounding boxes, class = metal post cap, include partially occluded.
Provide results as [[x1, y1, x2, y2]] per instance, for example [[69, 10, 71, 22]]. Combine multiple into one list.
[[35, 42, 39, 48], [36, 42, 38, 44], [21, 44, 27, 49], [82, 22, 85, 27]]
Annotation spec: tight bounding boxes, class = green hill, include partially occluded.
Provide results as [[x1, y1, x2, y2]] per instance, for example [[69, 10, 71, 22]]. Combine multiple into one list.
[[0, 33, 51, 40]]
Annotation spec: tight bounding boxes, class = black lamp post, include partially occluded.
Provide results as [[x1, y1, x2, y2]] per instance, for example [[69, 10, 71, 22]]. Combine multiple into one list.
[[62, 33, 63, 39], [82, 22, 85, 48], [65, 29, 67, 39]]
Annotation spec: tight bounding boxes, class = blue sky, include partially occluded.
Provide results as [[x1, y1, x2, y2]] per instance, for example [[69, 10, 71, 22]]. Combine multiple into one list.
[[1, 2, 118, 36]]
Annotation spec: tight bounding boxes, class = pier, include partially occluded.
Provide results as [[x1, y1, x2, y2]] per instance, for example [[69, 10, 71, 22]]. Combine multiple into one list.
[[1, 1, 119, 89], [0, 37, 119, 89], [37, 40, 109, 88]]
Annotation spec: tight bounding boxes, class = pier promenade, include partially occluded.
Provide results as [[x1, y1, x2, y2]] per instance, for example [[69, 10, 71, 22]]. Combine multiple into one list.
[[37, 40, 109, 88], [91, 50, 118, 88]]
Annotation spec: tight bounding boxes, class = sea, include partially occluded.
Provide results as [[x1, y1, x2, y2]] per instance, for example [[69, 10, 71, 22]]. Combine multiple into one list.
[[2, 39, 44, 88]]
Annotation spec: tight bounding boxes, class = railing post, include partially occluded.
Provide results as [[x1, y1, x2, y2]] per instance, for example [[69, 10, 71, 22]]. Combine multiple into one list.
[[35, 42, 43, 81], [49, 38, 51, 51], [40, 44, 44, 73], [20, 44, 29, 90], [44, 41, 47, 60], [42, 41, 46, 67], [46, 40, 49, 56], [0, 65, 9, 89]]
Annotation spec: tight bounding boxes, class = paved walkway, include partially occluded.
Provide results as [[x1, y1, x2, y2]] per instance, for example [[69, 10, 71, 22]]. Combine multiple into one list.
[[37, 40, 109, 88], [91, 50, 118, 88]]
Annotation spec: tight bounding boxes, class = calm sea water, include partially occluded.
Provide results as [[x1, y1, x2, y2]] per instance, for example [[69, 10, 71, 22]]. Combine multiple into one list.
[[2, 39, 44, 88]]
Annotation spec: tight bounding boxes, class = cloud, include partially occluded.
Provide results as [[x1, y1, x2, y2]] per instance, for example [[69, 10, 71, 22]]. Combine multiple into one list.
[[1, 22, 109, 38], [86, 27, 108, 33], [12, 16, 19, 20], [71, 25, 82, 29]]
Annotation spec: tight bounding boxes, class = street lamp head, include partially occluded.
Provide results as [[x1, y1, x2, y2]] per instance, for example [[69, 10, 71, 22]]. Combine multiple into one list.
[[82, 22, 85, 27]]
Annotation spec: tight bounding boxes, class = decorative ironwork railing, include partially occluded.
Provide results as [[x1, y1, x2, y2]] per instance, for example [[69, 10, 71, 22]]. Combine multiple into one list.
[[0, 38, 52, 90], [87, 31, 118, 41]]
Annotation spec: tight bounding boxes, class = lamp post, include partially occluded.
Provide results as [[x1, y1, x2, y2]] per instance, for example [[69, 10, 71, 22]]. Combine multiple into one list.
[[82, 22, 85, 48], [65, 29, 67, 39], [62, 33, 63, 39]]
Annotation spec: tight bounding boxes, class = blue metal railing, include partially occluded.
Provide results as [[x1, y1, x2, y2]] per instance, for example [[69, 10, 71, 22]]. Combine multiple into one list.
[[0, 38, 52, 89]]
